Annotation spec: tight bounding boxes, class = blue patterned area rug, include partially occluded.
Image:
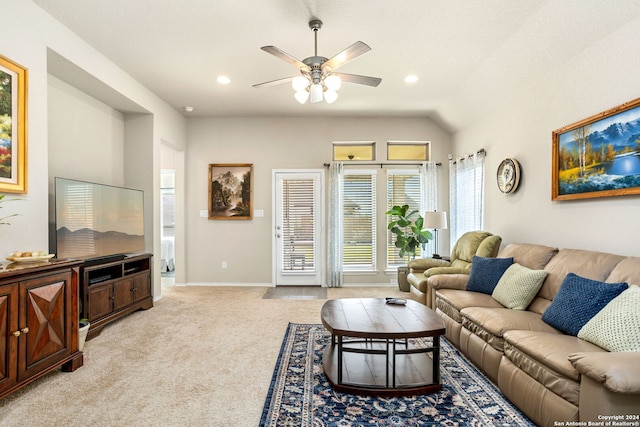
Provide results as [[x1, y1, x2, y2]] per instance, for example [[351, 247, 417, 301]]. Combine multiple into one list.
[[259, 323, 535, 427]]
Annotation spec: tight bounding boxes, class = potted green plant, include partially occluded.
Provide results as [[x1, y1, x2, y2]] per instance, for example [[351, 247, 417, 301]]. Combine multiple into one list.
[[78, 300, 90, 351], [0, 195, 19, 225], [78, 318, 90, 351], [386, 205, 432, 291]]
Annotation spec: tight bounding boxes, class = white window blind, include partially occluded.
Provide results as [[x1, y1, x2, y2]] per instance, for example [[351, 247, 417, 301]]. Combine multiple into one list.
[[281, 179, 316, 272], [387, 170, 423, 267], [342, 171, 376, 270]]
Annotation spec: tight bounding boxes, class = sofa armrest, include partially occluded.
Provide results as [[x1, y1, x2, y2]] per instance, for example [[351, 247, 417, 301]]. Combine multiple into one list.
[[408, 257, 451, 273], [569, 352, 640, 394], [428, 274, 470, 291], [425, 267, 470, 277]]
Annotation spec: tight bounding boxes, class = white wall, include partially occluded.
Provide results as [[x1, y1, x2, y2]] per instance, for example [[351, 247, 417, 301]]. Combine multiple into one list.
[[0, 2, 53, 254], [48, 76, 125, 185], [185, 116, 451, 285], [1, 1, 187, 299], [453, 15, 640, 257]]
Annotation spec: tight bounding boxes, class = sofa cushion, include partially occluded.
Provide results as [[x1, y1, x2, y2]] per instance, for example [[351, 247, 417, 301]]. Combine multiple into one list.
[[492, 263, 548, 310], [538, 249, 625, 303], [541, 273, 628, 336], [605, 256, 640, 285], [497, 243, 559, 270], [466, 256, 513, 294], [503, 330, 606, 405], [461, 307, 559, 352], [578, 285, 640, 352], [436, 288, 503, 322]]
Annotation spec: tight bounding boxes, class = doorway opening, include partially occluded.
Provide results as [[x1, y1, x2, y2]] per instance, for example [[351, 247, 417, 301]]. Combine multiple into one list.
[[161, 169, 175, 288]]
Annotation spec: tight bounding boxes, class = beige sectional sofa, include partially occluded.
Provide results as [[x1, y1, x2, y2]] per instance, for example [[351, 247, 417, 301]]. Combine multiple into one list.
[[417, 243, 640, 427]]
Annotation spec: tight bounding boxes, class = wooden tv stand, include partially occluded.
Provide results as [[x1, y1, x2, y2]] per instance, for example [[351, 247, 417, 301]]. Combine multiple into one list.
[[0, 259, 84, 399], [80, 253, 153, 340]]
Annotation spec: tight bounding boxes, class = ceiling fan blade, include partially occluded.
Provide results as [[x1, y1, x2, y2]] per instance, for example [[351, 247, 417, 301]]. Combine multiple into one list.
[[322, 41, 371, 72], [260, 46, 308, 70], [252, 77, 295, 88], [332, 73, 382, 87]]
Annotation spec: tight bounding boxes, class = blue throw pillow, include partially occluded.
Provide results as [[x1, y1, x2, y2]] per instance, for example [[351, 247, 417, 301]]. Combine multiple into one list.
[[542, 273, 628, 336], [466, 256, 514, 295]]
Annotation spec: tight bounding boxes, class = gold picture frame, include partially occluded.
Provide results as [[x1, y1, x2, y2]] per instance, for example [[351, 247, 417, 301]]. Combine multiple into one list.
[[0, 54, 28, 193], [208, 163, 253, 220], [552, 97, 640, 201]]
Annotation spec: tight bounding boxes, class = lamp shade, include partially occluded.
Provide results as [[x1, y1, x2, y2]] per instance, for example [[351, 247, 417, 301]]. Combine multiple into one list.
[[423, 211, 448, 230], [309, 83, 323, 103], [294, 90, 309, 104], [324, 74, 342, 91], [292, 76, 309, 92], [324, 90, 338, 104]]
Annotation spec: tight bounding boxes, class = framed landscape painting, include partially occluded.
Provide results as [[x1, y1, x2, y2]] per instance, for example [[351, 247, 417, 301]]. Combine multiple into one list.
[[208, 163, 253, 220], [552, 97, 640, 201], [0, 54, 28, 193]]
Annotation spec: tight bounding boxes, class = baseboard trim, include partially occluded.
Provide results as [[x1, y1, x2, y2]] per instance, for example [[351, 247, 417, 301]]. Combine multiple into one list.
[[172, 282, 397, 288], [181, 282, 274, 287]]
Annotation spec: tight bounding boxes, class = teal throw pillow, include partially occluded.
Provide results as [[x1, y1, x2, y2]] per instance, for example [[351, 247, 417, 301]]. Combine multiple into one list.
[[466, 256, 514, 295], [542, 273, 628, 336]]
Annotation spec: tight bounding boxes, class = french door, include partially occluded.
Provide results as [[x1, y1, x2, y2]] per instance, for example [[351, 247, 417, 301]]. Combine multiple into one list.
[[273, 170, 324, 286]]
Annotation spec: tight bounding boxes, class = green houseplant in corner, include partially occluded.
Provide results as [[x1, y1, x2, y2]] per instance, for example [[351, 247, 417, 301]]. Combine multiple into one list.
[[0, 195, 19, 225], [386, 205, 432, 292]]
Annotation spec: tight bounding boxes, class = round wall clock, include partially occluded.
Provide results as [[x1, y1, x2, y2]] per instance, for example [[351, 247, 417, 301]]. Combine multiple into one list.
[[496, 158, 521, 194]]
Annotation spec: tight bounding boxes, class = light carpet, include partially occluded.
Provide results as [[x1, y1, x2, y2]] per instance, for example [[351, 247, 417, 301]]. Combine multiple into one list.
[[260, 323, 535, 427], [262, 286, 328, 300], [0, 285, 405, 426]]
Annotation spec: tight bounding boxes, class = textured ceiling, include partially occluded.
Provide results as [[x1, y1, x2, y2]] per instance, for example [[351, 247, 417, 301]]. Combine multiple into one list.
[[32, 0, 640, 130]]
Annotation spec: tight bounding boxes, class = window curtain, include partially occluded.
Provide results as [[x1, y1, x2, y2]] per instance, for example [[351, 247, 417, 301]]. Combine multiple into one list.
[[420, 161, 438, 256], [449, 150, 485, 245], [327, 162, 344, 287]]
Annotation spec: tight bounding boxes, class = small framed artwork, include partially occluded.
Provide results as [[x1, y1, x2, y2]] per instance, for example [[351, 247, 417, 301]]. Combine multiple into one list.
[[208, 163, 253, 220], [0, 54, 28, 193], [552, 97, 640, 201]]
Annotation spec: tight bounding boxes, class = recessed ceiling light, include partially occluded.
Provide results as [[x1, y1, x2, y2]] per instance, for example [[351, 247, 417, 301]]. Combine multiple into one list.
[[217, 75, 231, 85], [183, 106, 194, 112], [404, 75, 419, 84]]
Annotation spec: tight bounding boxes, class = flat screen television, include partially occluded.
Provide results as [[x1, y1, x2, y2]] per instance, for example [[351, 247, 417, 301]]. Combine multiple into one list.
[[54, 177, 145, 261]]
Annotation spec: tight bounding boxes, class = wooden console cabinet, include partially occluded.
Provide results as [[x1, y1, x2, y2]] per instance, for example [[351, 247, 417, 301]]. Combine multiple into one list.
[[80, 253, 153, 340], [0, 259, 84, 399]]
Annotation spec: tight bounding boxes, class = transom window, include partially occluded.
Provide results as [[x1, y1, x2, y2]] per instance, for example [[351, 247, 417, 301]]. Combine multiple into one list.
[[333, 141, 375, 161], [387, 141, 430, 161]]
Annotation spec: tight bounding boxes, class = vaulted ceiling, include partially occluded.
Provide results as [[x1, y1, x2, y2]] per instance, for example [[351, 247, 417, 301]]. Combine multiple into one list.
[[32, 0, 640, 131]]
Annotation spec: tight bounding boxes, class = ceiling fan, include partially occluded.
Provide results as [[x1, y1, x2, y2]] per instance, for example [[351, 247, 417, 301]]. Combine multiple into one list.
[[253, 19, 382, 104]]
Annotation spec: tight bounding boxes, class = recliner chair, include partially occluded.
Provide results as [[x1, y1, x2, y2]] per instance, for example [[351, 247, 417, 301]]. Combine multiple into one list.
[[407, 230, 502, 307]]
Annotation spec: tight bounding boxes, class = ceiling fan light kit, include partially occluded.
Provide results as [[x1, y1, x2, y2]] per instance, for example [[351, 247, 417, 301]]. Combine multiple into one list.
[[254, 19, 381, 105]]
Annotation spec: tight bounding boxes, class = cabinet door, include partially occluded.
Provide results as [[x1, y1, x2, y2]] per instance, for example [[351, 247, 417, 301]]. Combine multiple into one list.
[[19, 271, 72, 380], [88, 283, 112, 321], [0, 284, 19, 395], [113, 278, 134, 310], [133, 274, 151, 302]]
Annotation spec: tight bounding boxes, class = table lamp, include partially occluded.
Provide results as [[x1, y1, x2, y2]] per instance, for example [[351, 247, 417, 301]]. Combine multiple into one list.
[[423, 211, 448, 259]]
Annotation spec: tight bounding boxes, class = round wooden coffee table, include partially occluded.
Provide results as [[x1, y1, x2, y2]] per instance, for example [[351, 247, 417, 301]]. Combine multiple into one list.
[[321, 298, 446, 396]]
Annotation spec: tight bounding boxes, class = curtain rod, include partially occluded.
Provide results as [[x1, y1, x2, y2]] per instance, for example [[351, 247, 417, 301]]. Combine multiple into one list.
[[323, 162, 442, 168], [448, 148, 486, 161]]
